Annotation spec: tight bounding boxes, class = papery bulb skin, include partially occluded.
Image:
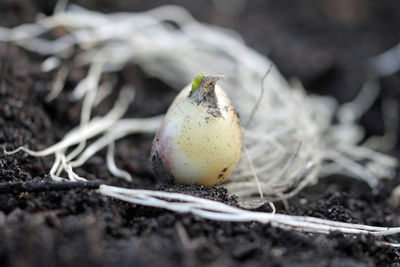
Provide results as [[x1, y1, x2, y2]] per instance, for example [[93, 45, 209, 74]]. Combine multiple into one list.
[[151, 74, 242, 186]]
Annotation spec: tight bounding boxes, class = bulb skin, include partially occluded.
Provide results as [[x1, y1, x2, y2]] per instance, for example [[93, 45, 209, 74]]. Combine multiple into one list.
[[151, 78, 242, 186]]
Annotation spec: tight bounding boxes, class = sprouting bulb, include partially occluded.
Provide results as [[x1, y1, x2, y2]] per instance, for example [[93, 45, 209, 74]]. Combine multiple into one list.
[[151, 73, 242, 186]]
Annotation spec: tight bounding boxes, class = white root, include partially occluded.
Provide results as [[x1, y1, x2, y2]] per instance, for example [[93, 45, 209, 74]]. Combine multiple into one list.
[[46, 65, 69, 102], [368, 42, 400, 78], [1, 3, 399, 241], [4, 86, 135, 157], [107, 142, 132, 182], [98, 185, 400, 238]]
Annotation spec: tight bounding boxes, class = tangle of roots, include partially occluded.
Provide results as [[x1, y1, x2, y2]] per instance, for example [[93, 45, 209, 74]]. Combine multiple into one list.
[[1, 2, 399, 238]]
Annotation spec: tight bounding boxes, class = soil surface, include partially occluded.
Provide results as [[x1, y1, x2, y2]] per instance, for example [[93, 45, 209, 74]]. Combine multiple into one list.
[[1, 0, 400, 266]]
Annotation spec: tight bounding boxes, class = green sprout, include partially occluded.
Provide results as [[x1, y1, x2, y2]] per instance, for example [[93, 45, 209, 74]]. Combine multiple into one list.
[[191, 73, 205, 94]]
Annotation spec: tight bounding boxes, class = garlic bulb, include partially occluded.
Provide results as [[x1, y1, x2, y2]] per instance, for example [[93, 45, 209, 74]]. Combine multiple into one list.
[[151, 74, 242, 186]]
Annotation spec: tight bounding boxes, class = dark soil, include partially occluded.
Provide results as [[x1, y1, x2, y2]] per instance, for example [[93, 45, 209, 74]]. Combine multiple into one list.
[[1, 0, 400, 266]]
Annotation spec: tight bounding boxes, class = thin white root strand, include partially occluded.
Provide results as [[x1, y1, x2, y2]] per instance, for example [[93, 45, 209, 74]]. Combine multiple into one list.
[[337, 80, 380, 123], [69, 116, 163, 168], [98, 185, 400, 239], [3, 86, 135, 157], [46, 65, 69, 102], [243, 146, 263, 200], [376, 241, 400, 248], [369, 42, 400, 77], [107, 141, 132, 182]]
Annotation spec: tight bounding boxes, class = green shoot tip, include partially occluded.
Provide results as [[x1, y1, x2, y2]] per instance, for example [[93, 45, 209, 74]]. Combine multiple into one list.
[[191, 73, 205, 94]]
